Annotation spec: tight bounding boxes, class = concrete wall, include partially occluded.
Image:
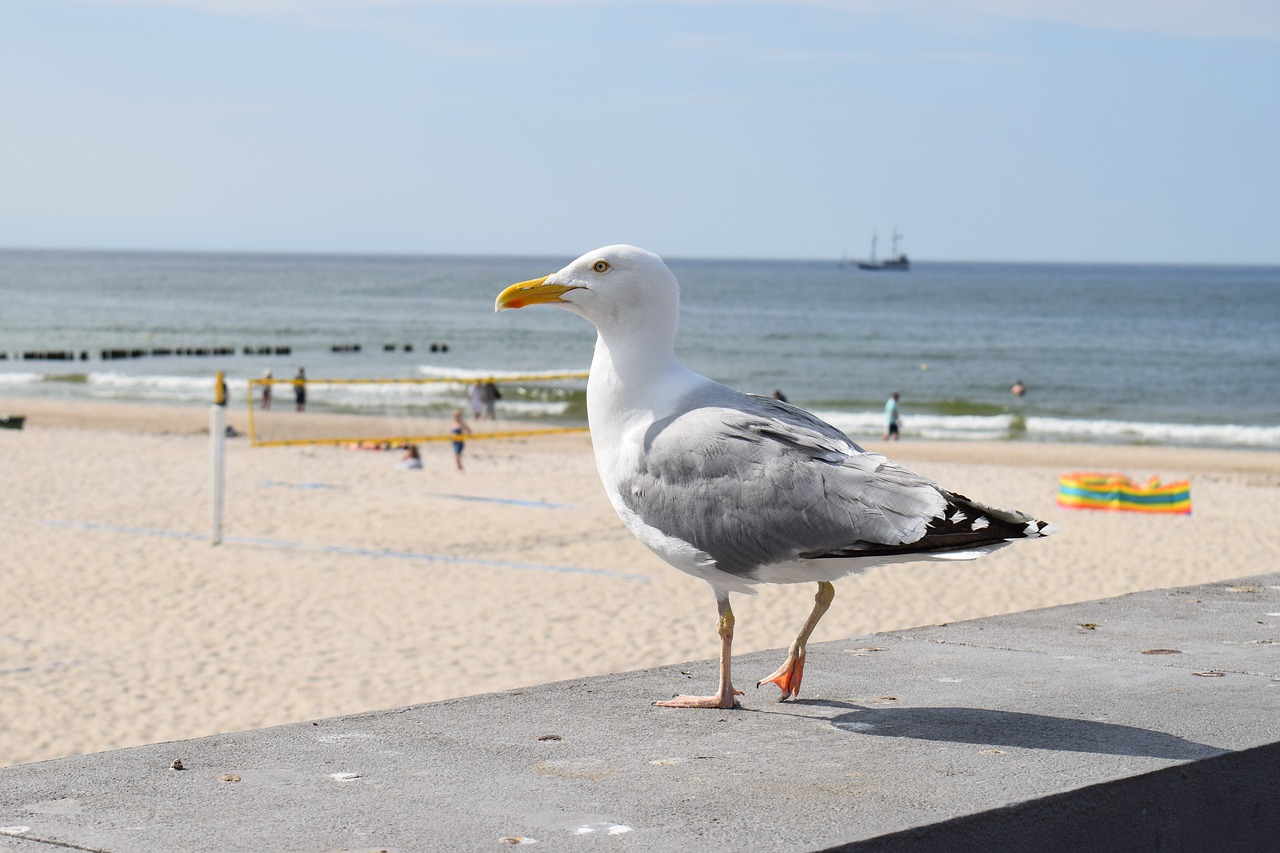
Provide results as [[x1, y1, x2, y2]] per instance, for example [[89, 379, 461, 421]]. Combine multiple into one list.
[[2, 573, 1278, 852]]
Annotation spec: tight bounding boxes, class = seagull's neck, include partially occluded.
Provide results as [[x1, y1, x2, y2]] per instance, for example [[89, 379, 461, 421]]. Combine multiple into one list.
[[587, 330, 695, 435]]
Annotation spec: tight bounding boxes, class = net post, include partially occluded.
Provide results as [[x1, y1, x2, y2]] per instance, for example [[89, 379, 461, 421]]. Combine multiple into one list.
[[246, 377, 259, 446], [211, 373, 227, 545]]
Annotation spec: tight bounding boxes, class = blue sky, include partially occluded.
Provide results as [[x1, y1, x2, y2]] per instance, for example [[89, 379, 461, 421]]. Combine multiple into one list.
[[2, 1, 1277, 263]]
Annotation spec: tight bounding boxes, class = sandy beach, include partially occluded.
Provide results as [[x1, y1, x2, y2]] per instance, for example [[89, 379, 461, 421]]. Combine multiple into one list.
[[2, 396, 1278, 769]]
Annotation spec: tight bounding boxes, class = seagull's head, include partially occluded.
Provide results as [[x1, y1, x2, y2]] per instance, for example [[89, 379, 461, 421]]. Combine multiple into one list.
[[495, 244, 680, 339]]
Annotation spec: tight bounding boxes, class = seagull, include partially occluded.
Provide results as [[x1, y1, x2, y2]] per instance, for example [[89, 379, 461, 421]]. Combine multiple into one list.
[[496, 245, 1057, 709]]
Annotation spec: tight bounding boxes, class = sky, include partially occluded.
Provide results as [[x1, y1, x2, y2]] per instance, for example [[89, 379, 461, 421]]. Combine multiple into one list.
[[2, 1, 1278, 263]]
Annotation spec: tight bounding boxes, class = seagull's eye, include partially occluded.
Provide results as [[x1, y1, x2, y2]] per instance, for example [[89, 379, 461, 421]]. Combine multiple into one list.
[[592, 260, 611, 274]]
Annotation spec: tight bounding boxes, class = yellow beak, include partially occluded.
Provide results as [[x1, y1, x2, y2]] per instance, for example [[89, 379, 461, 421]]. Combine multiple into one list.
[[494, 276, 583, 311]]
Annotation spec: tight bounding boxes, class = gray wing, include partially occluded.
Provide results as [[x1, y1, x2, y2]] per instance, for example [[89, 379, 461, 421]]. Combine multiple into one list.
[[618, 384, 954, 576]]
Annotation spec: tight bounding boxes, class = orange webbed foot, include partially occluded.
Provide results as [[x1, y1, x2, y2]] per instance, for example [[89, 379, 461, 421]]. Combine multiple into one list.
[[757, 653, 805, 701]]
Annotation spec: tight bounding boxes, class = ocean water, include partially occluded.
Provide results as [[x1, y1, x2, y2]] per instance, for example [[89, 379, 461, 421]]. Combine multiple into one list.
[[1, 249, 1277, 450]]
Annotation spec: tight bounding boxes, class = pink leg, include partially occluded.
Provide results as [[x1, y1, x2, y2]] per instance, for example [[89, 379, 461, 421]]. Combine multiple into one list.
[[656, 592, 742, 709]]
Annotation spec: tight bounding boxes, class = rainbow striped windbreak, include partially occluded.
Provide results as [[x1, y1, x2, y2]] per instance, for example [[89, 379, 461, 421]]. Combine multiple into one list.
[[1057, 472, 1191, 515]]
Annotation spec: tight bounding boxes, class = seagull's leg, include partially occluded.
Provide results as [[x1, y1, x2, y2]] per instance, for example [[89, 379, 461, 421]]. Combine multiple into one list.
[[758, 581, 835, 701], [655, 591, 742, 709]]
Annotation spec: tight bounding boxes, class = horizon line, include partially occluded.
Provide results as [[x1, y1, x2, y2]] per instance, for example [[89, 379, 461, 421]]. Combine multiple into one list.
[[1, 244, 1277, 269]]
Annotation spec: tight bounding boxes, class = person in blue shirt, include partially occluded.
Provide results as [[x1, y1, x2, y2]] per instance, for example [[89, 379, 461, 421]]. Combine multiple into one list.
[[883, 391, 901, 441]]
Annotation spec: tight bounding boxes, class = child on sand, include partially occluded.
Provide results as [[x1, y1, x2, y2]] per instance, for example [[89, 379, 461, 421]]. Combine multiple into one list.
[[450, 408, 472, 470]]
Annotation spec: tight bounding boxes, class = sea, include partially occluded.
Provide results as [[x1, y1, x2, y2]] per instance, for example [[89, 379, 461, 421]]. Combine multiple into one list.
[[1, 248, 1278, 450]]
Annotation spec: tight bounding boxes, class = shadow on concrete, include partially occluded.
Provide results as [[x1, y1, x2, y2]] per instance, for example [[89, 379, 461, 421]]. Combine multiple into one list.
[[827, 706, 1227, 760]]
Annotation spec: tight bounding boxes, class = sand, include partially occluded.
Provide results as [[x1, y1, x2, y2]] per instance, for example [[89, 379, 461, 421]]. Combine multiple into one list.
[[2, 396, 1278, 768]]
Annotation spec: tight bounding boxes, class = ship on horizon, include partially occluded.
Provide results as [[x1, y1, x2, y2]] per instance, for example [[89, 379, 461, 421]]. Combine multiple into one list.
[[857, 229, 910, 271]]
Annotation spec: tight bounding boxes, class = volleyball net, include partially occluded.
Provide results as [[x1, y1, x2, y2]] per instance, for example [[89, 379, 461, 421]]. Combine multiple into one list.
[[242, 372, 590, 448]]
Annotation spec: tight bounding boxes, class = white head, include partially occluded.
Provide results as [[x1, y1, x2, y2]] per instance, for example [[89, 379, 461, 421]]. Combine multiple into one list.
[[495, 245, 680, 351]]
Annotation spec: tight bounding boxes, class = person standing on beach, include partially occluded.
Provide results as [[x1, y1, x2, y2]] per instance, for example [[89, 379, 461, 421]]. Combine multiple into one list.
[[480, 381, 500, 420], [450, 408, 472, 470], [260, 369, 273, 410], [293, 368, 307, 412], [883, 391, 902, 441]]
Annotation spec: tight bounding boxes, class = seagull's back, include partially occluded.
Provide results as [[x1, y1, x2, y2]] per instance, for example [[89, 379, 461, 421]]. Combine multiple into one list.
[[593, 370, 1052, 594]]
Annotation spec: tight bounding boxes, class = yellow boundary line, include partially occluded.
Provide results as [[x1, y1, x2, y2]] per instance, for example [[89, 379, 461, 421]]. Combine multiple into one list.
[[244, 373, 590, 448], [251, 427, 590, 449]]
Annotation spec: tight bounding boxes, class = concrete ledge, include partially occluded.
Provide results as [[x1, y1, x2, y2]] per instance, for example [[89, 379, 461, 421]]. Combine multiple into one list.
[[3, 574, 1278, 852]]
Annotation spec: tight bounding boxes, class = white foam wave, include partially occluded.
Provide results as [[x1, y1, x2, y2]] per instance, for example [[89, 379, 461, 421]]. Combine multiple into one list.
[[316, 382, 458, 406], [1025, 416, 1280, 448], [811, 411, 886, 437], [70, 372, 463, 408], [415, 365, 589, 383], [0, 372, 44, 386], [498, 399, 572, 417], [814, 410, 1015, 441], [811, 409, 1279, 448], [87, 372, 221, 402]]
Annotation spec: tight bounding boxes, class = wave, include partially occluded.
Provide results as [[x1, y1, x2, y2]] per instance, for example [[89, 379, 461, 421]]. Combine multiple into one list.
[[3, 367, 1275, 448], [816, 410, 1015, 442], [88, 372, 220, 401], [816, 409, 1278, 448], [0, 368, 585, 418], [0, 372, 44, 386], [1024, 416, 1280, 449], [496, 399, 573, 417], [413, 365, 588, 419], [415, 365, 589, 383]]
